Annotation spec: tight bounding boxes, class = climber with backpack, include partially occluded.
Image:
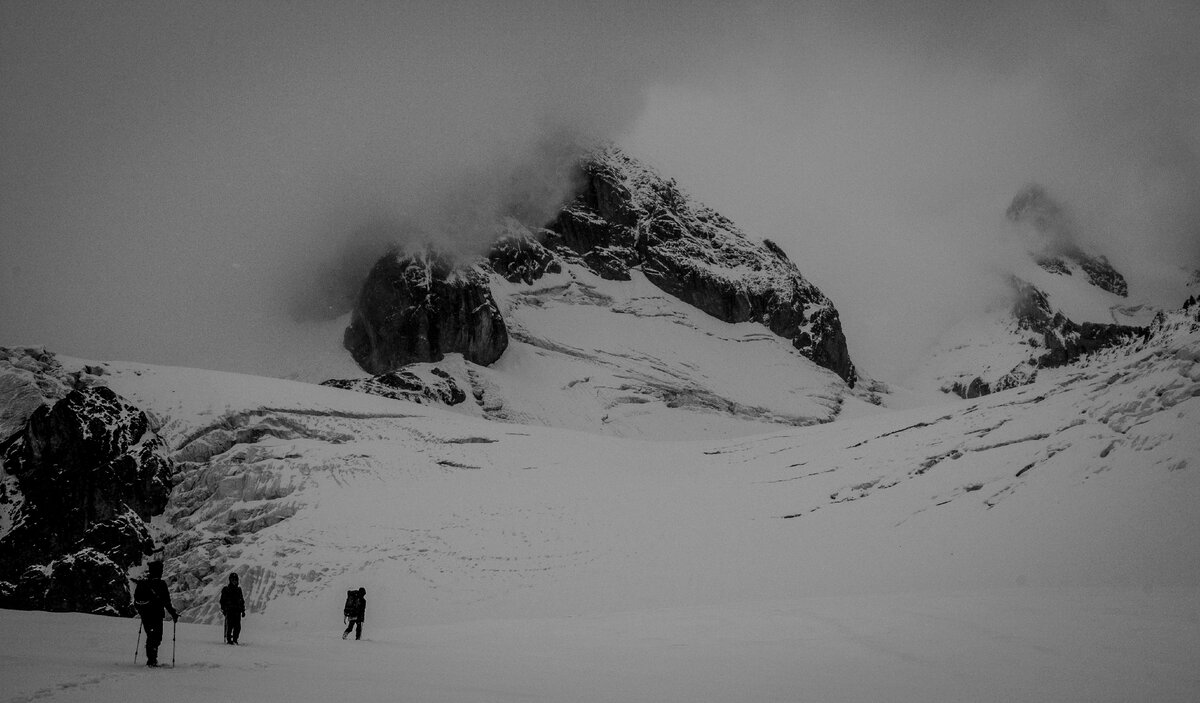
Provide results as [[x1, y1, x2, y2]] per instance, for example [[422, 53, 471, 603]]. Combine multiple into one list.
[[342, 587, 366, 640], [132, 560, 179, 667]]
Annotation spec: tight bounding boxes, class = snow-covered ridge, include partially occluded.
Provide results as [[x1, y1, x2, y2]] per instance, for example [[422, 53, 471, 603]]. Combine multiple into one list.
[[185, 303, 1198, 621]]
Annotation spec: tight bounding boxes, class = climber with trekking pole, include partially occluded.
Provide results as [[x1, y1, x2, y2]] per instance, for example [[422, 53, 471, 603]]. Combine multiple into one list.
[[131, 560, 179, 667]]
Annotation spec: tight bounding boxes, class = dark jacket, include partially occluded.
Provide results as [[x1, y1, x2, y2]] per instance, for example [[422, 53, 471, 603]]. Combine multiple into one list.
[[220, 585, 245, 615], [133, 578, 178, 621], [349, 595, 366, 621]]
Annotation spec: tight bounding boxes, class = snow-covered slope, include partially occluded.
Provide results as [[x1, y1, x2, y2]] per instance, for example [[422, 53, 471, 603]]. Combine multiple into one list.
[[5, 587, 1198, 703], [464, 266, 869, 439], [23, 303, 1184, 627], [2, 304, 1198, 701]]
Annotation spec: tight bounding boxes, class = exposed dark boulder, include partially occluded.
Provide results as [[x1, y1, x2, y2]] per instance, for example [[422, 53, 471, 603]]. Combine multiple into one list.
[[0, 384, 174, 615], [344, 248, 509, 373], [5, 549, 133, 616], [322, 366, 467, 406], [950, 377, 992, 399]]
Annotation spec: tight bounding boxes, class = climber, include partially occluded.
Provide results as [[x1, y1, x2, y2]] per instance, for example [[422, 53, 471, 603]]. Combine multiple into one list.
[[220, 573, 246, 644], [342, 587, 366, 640], [132, 561, 179, 667]]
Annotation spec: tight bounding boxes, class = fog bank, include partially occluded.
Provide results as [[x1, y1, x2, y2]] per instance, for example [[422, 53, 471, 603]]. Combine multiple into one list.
[[626, 0, 1200, 380], [3, 1, 1198, 381], [1, 2, 749, 375]]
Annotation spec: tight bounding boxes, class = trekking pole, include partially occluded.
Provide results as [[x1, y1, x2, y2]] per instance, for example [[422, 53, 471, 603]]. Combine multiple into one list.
[[171, 619, 177, 668], [134, 622, 142, 664]]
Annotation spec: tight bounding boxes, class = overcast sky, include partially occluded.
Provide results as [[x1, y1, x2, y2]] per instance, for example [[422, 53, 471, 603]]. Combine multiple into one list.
[[3, 1, 1198, 381]]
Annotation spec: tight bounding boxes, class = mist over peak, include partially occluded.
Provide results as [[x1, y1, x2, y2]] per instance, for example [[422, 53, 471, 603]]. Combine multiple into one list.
[[4, 1, 1199, 383], [1, 2, 748, 375], [288, 131, 594, 323], [1005, 184, 1073, 253]]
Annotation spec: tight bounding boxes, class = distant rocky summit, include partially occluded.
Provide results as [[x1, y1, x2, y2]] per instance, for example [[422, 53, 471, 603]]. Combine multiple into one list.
[[346, 146, 857, 387], [546, 147, 856, 386], [935, 185, 1146, 399], [0, 348, 174, 615], [1006, 184, 1128, 297]]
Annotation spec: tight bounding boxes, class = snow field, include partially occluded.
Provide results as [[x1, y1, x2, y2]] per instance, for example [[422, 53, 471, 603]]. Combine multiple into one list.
[[4, 588, 1198, 703], [5, 307, 1196, 702]]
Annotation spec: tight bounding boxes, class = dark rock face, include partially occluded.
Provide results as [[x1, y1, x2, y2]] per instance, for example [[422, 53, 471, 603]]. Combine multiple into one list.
[[948, 277, 1144, 399], [322, 366, 467, 406], [950, 365, 1037, 400], [488, 233, 562, 285], [0, 346, 106, 441], [1010, 278, 1144, 367], [344, 249, 509, 374], [0, 385, 174, 615], [1075, 254, 1128, 297], [8, 549, 133, 617], [540, 147, 857, 386]]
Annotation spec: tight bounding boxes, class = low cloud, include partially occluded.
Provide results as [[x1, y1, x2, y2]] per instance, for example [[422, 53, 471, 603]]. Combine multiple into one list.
[[627, 1, 1200, 379], [0, 2, 745, 373], [3, 1, 1197, 381]]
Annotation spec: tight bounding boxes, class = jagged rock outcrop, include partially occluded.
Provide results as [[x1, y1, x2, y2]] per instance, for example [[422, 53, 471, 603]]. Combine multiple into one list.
[[321, 366, 467, 406], [0, 384, 174, 615], [488, 233, 562, 285], [540, 147, 856, 385], [344, 248, 509, 374], [0, 346, 107, 441], [945, 278, 1144, 399], [1006, 184, 1128, 297], [1010, 277, 1144, 366]]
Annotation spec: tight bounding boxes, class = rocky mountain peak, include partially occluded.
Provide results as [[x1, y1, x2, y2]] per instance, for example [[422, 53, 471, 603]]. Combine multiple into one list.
[[1006, 183, 1065, 238], [343, 145, 857, 388], [545, 145, 857, 385], [1006, 183, 1128, 297]]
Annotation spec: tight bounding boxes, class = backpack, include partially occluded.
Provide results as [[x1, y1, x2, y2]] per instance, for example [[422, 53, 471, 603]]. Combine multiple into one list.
[[133, 579, 156, 617], [343, 590, 363, 619]]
